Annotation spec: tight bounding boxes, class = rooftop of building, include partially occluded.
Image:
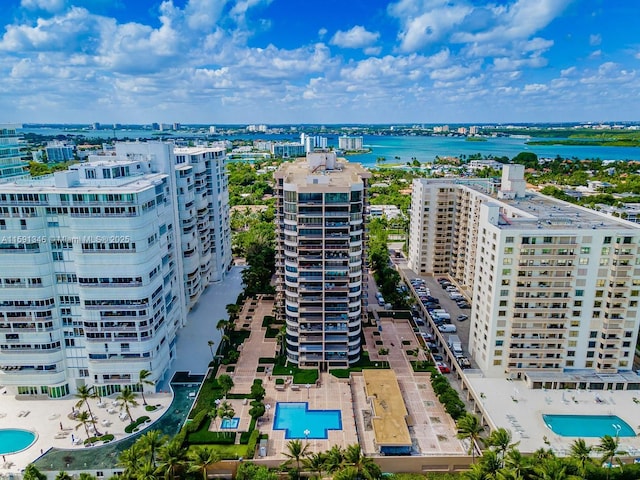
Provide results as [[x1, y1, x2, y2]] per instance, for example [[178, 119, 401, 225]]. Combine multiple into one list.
[[275, 155, 371, 188], [362, 369, 412, 448], [174, 146, 226, 154], [416, 176, 640, 232]]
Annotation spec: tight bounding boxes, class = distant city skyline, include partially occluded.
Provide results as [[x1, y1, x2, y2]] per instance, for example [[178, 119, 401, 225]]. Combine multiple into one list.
[[1, 0, 639, 124]]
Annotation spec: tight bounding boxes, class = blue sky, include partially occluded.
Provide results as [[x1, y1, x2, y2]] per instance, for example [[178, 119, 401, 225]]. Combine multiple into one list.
[[1, 0, 639, 124]]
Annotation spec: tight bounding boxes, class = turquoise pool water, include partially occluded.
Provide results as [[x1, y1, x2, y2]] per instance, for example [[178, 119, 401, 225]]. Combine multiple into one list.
[[220, 417, 240, 429], [543, 414, 635, 437], [274, 402, 342, 439], [0, 429, 36, 454]]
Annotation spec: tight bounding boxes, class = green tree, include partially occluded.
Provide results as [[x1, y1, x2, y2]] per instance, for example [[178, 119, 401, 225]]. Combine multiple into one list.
[[457, 414, 485, 462], [117, 387, 139, 423], [302, 452, 327, 480], [139, 430, 167, 468], [463, 463, 490, 480], [249, 402, 265, 420], [156, 439, 187, 480], [188, 447, 220, 480], [75, 410, 93, 440], [55, 471, 72, 480], [135, 462, 159, 480], [138, 369, 155, 406], [75, 384, 97, 424], [283, 439, 310, 480], [487, 428, 519, 467], [207, 340, 216, 361], [324, 445, 345, 473], [342, 444, 381, 480], [217, 374, 234, 396], [118, 441, 144, 477], [250, 381, 266, 401], [23, 465, 47, 480], [235, 462, 277, 480], [569, 438, 593, 478], [596, 434, 624, 477], [217, 400, 235, 422]]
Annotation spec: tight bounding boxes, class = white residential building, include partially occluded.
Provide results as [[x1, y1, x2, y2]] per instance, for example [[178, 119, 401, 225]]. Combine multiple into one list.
[[0, 124, 28, 182], [274, 152, 370, 369], [409, 165, 640, 389], [338, 135, 364, 151], [0, 142, 231, 398], [271, 142, 305, 158]]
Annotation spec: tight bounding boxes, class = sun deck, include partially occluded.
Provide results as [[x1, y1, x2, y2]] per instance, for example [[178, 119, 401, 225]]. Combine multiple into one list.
[[363, 369, 412, 454]]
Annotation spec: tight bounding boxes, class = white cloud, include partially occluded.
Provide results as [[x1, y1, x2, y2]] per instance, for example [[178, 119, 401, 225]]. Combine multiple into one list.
[[330, 26, 379, 49], [589, 49, 602, 59], [318, 28, 327, 39], [589, 34, 602, 46], [560, 66, 576, 76], [21, 0, 66, 13]]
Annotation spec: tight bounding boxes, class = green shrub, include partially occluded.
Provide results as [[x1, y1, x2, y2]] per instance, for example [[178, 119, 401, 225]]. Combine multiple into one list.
[[258, 358, 276, 364], [257, 366, 265, 373], [145, 405, 157, 412], [188, 429, 235, 445], [275, 378, 284, 385], [124, 416, 150, 434], [245, 429, 261, 459]]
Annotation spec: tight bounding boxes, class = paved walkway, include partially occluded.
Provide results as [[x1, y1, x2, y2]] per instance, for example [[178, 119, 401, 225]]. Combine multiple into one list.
[[167, 266, 245, 383]]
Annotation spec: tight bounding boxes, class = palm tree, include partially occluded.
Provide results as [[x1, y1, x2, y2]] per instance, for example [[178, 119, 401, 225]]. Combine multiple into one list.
[[456, 413, 485, 462], [596, 434, 624, 478], [117, 387, 139, 423], [188, 447, 220, 480], [333, 466, 359, 480], [283, 439, 310, 480], [135, 462, 159, 480], [55, 471, 72, 480], [139, 430, 167, 468], [75, 410, 92, 441], [569, 438, 593, 478], [504, 449, 533, 479], [342, 444, 381, 480], [75, 385, 97, 423], [324, 445, 345, 474], [157, 439, 187, 480], [216, 400, 235, 423], [217, 374, 234, 396], [209, 407, 219, 430], [463, 463, 490, 480], [533, 458, 578, 480], [138, 369, 155, 406], [275, 326, 287, 357], [487, 428, 519, 467], [479, 450, 501, 479], [118, 442, 144, 478], [207, 340, 216, 361], [302, 452, 327, 480]]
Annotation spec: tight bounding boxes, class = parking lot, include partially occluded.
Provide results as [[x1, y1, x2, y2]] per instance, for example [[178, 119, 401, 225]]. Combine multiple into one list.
[[392, 256, 477, 373]]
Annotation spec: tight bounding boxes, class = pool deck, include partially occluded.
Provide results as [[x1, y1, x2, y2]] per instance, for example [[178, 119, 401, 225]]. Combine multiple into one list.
[[0, 390, 173, 474], [216, 297, 466, 459], [466, 375, 640, 456]]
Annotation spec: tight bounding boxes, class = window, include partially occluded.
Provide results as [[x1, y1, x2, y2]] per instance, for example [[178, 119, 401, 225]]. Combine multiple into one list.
[[580, 247, 591, 254], [575, 290, 584, 297], [506, 237, 514, 243], [504, 247, 513, 254], [604, 237, 611, 244], [500, 290, 509, 296]]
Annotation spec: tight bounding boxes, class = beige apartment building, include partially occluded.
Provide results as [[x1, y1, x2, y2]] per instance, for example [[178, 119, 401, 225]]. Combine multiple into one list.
[[274, 152, 370, 369], [409, 165, 640, 389]]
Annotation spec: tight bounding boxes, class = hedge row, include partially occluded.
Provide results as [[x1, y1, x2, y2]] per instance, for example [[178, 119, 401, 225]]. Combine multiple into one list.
[[430, 373, 465, 420]]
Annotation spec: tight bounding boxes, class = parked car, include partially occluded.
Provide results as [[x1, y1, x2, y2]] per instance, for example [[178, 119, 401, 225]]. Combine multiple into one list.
[[432, 353, 444, 362], [456, 356, 471, 369], [437, 278, 449, 284], [436, 361, 450, 374], [438, 324, 457, 333], [426, 296, 439, 303], [457, 314, 469, 322], [457, 302, 471, 309], [420, 332, 434, 341], [414, 318, 425, 326], [426, 342, 439, 353]]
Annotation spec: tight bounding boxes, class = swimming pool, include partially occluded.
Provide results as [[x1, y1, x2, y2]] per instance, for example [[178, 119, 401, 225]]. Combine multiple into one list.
[[273, 402, 342, 439], [543, 414, 635, 437], [220, 417, 240, 429], [0, 429, 37, 454]]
